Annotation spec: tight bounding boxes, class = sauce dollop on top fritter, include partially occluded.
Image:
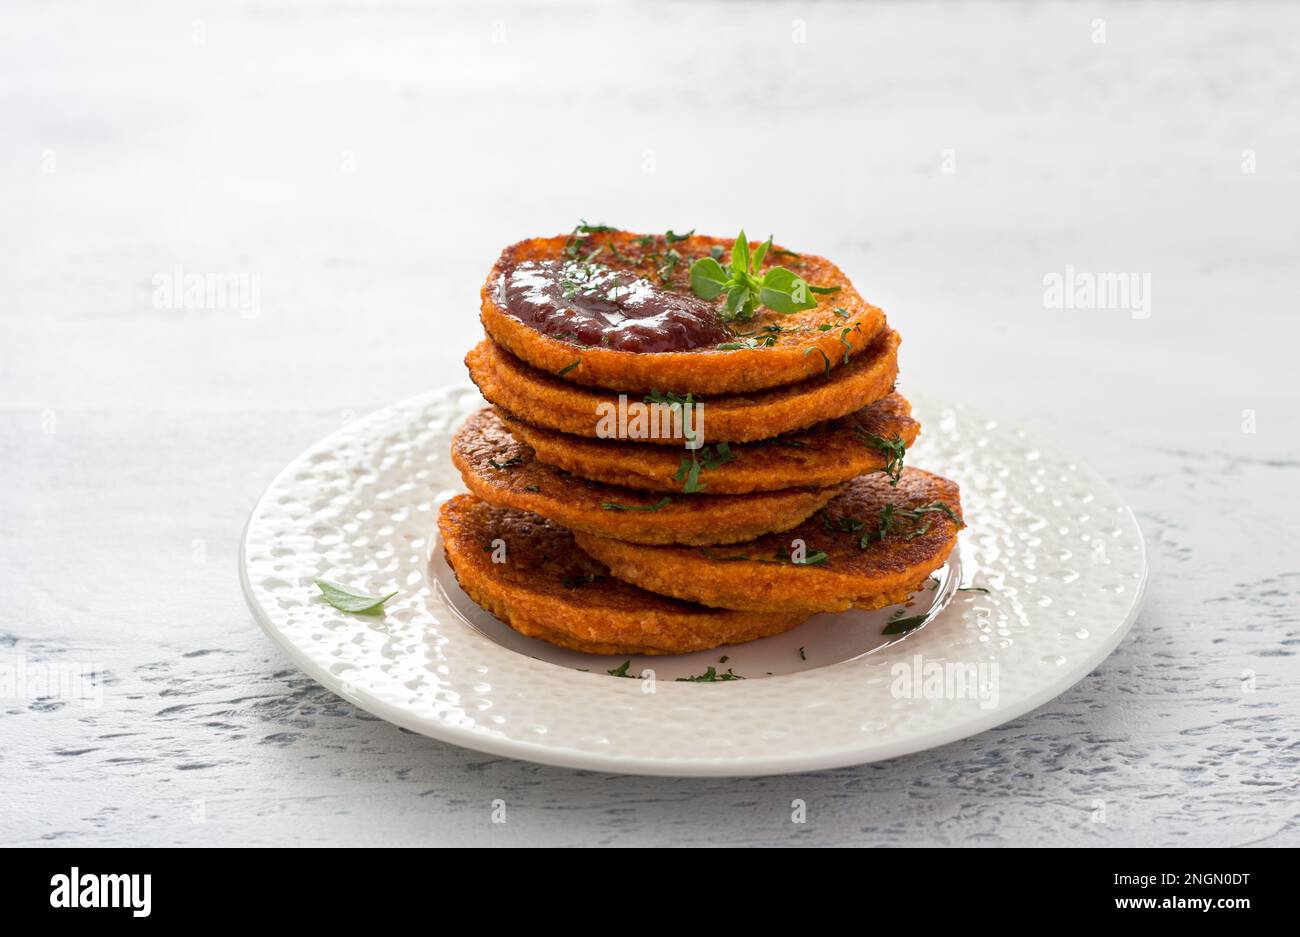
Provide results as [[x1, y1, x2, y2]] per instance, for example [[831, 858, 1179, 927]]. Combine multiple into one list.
[[498, 259, 732, 353]]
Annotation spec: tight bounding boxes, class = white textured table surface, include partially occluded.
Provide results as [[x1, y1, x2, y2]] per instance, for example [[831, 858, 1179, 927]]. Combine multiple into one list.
[[3, 0, 1297, 847]]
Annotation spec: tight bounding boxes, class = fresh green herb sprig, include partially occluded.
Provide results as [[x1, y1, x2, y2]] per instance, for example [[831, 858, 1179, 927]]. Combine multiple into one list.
[[689, 231, 820, 322]]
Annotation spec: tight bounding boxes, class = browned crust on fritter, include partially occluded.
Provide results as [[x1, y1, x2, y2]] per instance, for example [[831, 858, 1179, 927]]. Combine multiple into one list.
[[574, 468, 964, 614], [452, 407, 844, 545], [480, 231, 887, 395], [499, 393, 920, 494], [466, 329, 901, 445], [438, 496, 810, 655]]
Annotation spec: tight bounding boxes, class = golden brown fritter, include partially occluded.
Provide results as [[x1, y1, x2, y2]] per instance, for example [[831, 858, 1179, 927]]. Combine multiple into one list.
[[438, 495, 810, 655], [499, 392, 920, 494], [465, 329, 901, 445], [452, 407, 844, 545], [574, 468, 963, 614], [480, 230, 887, 395]]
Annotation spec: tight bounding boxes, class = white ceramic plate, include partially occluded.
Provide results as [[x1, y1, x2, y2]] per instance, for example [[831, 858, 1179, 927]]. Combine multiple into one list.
[[240, 385, 1147, 776]]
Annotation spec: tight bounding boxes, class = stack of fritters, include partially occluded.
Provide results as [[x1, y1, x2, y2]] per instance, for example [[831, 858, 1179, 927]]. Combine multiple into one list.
[[440, 229, 964, 655]]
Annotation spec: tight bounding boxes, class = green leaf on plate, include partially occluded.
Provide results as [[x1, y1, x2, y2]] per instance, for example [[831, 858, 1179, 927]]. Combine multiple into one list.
[[314, 579, 398, 615]]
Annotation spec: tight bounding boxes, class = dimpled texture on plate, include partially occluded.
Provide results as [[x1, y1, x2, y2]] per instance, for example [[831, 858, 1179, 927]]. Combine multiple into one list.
[[240, 385, 1147, 776]]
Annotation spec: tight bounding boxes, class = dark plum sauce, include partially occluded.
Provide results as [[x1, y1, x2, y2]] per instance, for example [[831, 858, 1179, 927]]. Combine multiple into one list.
[[498, 260, 731, 353]]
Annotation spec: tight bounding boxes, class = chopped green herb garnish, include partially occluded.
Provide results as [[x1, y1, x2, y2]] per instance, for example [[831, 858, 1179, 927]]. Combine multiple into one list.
[[882, 614, 928, 636], [557, 359, 581, 377], [775, 546, 830, 565], [488, 456, 523, 470], [608, 660, 636, 678], [804, 345, 832, 378], [645, 389, 698, 409], [838, 327, 856, 363], [656, 247, 683, 283], [665, 228, 694, 243], [601, 497, 672, 512], [860, 501, 962, 546], [676, 457, 705, 493], [860, 432, 906, 485], [676, 665, 745, 682], [798, 646, 807, 661], [706, 442, 733, 465], [822, 512, 866, 534], [832, 307, 849, 319], [563, 219, 615, 258], [809, 284, 841, 295], [672, 441, 736, 493]]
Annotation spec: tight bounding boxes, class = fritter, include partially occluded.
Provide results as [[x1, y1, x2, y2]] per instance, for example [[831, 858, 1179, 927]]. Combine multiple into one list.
[[465, 328, 901, 445], [574, 468, 963, 614], [480, 230, 888, 395], [499, 393, 920, 494], [438, 495, 810, 655], [452, 407, 844, 545]]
